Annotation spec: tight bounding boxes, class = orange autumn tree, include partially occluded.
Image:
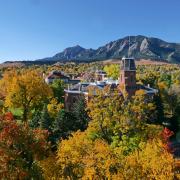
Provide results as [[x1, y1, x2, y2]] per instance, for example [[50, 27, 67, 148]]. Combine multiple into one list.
[[0, 113, 50, 179], [162, 127, 174, 152], [4, 70, 52, 122]]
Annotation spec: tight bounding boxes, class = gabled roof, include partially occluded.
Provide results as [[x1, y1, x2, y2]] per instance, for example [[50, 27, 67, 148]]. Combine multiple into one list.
[[46, 70, 69, 79]]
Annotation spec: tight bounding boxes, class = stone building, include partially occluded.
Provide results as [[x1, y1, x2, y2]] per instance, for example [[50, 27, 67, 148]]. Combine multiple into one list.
[[64, 57, 158, 110]]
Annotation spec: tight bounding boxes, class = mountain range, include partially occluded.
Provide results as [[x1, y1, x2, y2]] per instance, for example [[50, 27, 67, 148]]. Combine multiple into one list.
[[38, 35, 180, 63]]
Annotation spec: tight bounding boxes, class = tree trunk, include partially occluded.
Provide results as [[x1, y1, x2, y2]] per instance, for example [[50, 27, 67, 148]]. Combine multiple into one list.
[[23, 106, 28, 122]]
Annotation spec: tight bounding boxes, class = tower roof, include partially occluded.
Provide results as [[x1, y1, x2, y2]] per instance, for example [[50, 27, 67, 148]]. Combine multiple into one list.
[[121, 57, 136, 71]]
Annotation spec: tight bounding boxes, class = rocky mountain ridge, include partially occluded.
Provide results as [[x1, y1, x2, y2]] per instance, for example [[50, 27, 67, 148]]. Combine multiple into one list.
[[2, 35, 180, 64], [38, 35, 180, 63]]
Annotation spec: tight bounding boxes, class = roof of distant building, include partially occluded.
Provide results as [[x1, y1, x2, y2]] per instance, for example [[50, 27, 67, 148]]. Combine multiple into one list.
[[46, 70, 69, 79]]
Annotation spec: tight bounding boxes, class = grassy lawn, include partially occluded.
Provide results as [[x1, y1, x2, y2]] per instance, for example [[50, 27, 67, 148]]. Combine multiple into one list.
[[10, 108, 23, 117]]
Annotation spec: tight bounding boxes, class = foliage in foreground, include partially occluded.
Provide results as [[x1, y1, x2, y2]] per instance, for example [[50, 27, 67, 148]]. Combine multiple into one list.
[[0, 112, 49, 179], [0, 63, 180, 179], [41, 131, 175, 180], [40, 89, 176, 179]]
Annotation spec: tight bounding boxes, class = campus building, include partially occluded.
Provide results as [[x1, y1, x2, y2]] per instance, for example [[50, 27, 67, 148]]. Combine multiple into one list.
[[64, 57, 158, 110]]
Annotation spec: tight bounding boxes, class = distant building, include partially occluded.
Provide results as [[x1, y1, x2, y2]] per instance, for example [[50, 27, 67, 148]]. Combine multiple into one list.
[[45, 70, 80, 84], [74, 70, 107, 82], [64, 81, 118, 110], [64, 57, 158, 110], [95, 70, 107, 81], [45, 70, 70, 84], [119, 57, 158, 97], [119, 57, 137, 97]]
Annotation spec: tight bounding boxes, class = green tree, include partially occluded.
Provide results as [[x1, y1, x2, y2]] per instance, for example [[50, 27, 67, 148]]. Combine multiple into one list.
[[52, 105, 89, 144], [159, 83, 180, 132], [39, 104, 52, 131], [72, 97, 89, 131], [87, 88, 123, 143], [159, 73, 172, 88], [52, 110, 75, 142], [29, 110, 41, 129], [154, 93, 165, 124], [50, 79, 65, 103]]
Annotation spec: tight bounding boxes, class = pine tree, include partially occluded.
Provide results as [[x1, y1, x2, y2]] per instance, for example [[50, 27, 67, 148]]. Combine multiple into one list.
[[50, 79, 65, 103], [52, 110, 74, 142], [72, 97, 89, 131], [154, 93, 165, 124], [29, 111, 41, 129], [39, 104, 52, 131]]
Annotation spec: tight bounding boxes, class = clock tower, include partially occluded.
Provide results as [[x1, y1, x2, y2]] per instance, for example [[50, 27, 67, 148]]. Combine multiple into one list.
[[119, 57, 137, 97]]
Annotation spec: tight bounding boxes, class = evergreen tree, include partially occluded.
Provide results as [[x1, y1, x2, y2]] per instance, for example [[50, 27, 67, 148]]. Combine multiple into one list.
[[52, 110, 74, 142], [39, 104, 52, 131], [72, 97, 89, 131], [29, 110, 41, 129], [52, 106, 89, 144], [50, 79, 65, 103], [154, 93, 165, 124]]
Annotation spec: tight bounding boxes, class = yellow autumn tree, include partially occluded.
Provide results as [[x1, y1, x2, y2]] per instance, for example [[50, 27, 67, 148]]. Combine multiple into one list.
[[47, 98, 64, 118], [87, 87, 157, 154], [131, 89, 156, 122], [41, 130, 175, 180], [4, 70, 53, 122], [55, 131, 121, 179], [57, 131, 90, 179], [104, 64, 120, 80], [87, 87, 124, 143], [82, 139, 121, 179], [0, 69, 17, 99], [121, 138, 175, 180], [40, 155, 62, 180]]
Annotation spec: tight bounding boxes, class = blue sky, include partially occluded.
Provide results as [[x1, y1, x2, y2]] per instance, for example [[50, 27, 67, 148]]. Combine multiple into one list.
[[0, 0, 180, 62]]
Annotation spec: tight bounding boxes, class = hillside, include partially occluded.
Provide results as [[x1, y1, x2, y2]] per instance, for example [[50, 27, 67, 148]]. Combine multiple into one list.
[[38, 35, 180, 63]]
